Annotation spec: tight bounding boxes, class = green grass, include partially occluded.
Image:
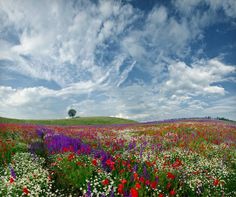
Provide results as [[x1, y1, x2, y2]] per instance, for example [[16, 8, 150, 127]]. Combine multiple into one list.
[[0, 116, 137, 126]]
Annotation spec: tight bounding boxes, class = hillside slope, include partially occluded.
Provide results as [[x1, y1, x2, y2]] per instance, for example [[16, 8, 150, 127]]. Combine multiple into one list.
[[0, 116, 137, 126]]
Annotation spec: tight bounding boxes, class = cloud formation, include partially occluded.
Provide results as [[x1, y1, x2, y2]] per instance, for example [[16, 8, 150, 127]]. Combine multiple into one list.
[[0, 0, 235, 120]]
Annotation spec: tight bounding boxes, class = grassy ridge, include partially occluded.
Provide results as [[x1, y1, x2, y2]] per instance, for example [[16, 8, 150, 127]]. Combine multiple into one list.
[[0, 116, 137, 126]]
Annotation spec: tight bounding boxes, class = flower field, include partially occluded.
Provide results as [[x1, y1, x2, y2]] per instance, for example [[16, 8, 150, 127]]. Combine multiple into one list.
[[0, 120, 236, 196]]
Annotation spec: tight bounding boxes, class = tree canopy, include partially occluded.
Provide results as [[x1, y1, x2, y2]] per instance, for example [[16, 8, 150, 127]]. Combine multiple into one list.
[[68, 109, 76, 118]]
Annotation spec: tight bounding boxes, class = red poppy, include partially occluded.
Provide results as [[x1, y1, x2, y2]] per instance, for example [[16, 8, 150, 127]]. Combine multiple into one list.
[[118, 183, 124, 195], [76, 161, 83, 166], [145, 180, 150, 186], [130, 188, 139, 197], [139, 177, 145, 183], [146, 161, 152, 167], [57, 157, 62, 161], [172, 159, 182, 168], [135, 183, 141, 190], [62, 147, 69, 152], [166, 182, 171, 189], [106, 159, 115, 170], [167, 172, 175, 180], [9, 177, 14, 183], [170, 189, 176, 196], [213, 179, 220, 186], [121, 179, 127, 184], [133, 172, 139, 181], [102, 179, 109, 186], [158, 193, 164, 197], [67, 153, 75, 161], [105, 159, 114, 166], [92, 159, 97, 166], [23, 187, 29, 195], [150, 181, 157, 189]]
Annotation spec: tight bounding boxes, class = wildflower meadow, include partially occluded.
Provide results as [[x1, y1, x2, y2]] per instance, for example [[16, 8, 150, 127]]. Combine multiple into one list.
[[0, 119, 236, 196]]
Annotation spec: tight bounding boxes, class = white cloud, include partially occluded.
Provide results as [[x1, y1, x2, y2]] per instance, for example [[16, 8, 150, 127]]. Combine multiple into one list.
[[0, 39, 15, 60], [162, 59, 235, 96], [0, 0, 236, 121], [147, 6, 168, 24], [122, 35, 145, 60], [173, 0, 236, 18], [0, 0, 138, 88]]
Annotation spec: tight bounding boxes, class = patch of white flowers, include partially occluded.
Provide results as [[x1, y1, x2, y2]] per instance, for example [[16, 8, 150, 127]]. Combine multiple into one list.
[[157, 148, 235, 196], [80, 172, 116, 197], [0, 152, 62, 197]]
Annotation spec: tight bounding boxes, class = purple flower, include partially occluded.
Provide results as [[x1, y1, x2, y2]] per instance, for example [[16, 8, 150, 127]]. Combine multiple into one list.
[[143, 165, 149, 179], [110, 188, 115, 197], [86, 182, 91, 197], [9, 165, 16, 179], [45, 134, 82, 154], [36, 128, 45, 139], [139, 145, 143, 159], [128, 141, 136, 150], [29, 141, 46, 157], [133, 164, 138, 172]]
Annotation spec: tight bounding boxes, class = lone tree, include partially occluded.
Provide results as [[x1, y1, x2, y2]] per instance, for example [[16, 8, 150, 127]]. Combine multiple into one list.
[[68, 109, 76, 118]]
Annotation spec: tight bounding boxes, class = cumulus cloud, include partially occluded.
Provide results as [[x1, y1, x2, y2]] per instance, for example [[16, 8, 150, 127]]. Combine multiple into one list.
[[162, 59, 235, 96]]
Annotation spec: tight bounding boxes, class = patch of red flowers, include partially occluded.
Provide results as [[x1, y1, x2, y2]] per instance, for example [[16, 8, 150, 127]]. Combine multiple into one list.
[[92, 159, 97, 166], [213, 179, 220, 186], [22, 187, 29, 195], [67, 153, 75, 161], [130, 187, 138, 197], [172, 158, 182, 168], [102, 179, 109, 186], [135, 182, 141, 190], [166, 182, 171, 189], [167, 172, 175, 180], [57, 157, 62, 161], [118, 183, 124, 195], [139, 176, 145, 183], [150, 181, 157, 189], [9, 177, 14, 183], [121, 179, 127, 184], [170, 189, 176, 196], [133, 172, 139, 181], [106, 159, 115, 170]]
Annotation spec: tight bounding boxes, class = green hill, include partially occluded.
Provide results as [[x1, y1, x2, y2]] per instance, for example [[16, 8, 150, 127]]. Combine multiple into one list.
[[0, 116, 137, 126]]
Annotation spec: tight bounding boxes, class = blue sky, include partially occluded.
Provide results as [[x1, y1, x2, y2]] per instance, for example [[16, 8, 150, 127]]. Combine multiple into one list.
[[0, 0, 236, 121]]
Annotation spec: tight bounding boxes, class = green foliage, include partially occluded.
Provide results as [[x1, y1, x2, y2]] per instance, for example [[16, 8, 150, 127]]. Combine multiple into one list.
[[49, 153, 96, 194]]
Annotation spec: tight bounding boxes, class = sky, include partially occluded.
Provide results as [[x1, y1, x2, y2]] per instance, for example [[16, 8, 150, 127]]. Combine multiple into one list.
[[0, 0, 236, 121]]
